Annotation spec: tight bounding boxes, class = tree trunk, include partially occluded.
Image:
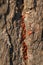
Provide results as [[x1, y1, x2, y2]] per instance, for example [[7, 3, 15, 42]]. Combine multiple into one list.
[[0, 0, 43, 65]]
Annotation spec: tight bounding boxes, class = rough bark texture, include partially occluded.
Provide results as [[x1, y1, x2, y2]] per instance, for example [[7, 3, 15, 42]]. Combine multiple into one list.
[[0, 0, 43, 65]]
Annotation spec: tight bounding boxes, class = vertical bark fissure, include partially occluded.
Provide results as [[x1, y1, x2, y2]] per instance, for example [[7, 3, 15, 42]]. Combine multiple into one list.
[[6, 29, 13, 65], [41, 30, 43, 41], [13, 0, 24, 65], [34, 0, 37, 11], [5, 0, 24, 65]]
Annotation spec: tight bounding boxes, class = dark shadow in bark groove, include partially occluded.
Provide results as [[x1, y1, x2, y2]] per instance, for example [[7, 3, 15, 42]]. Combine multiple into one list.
[[12, 0, 24, 65], [4, 0, 24, 65], [15, 0, 24, 37], [41, 30, 43, 41], [5, 0, 10, 16], [9, 44, 13, 65], [34, 0, 37, 11], [0, 15, 2, 19], [12, 0, 24, 22], [6, 29, 13, 65]]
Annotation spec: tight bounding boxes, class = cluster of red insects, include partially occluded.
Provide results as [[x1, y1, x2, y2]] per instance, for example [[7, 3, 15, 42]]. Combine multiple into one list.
[[21, 15, 28, 60], [21, 14, 33, 60]]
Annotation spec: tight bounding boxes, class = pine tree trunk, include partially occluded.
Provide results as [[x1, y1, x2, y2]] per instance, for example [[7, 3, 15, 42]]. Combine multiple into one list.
[[0, 0, 43, 65]]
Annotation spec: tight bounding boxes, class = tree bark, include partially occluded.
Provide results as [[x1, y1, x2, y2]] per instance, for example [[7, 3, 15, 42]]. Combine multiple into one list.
[[0, 0, 43, 65]]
